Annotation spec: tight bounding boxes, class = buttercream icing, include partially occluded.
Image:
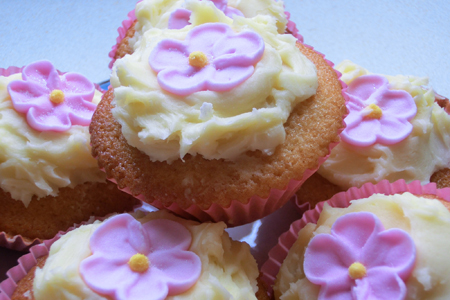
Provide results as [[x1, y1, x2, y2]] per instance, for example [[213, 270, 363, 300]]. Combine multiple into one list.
[[111, 1, 318, 162], [318, 60, 450, 189], [275, 193, 450, 300], [129, 0, 289, 50], [0, 69, 105, 207], [33, 211, 260, 300]]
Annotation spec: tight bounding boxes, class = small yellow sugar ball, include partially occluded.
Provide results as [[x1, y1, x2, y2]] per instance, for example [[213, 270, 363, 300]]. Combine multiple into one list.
[[366, 103, 382, 119], [348, 262, 367, 279], [128, 253, 150, 273], [189, 51, 208, 68], [49, 89, 65, 104]]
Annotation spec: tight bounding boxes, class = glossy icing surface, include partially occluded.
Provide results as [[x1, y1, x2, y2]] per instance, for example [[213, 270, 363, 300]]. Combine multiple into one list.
[[0, 72, 105, 206], [275, 193, 450, 300], [33, 211, 260, 300], [318, 60, 450, 189], [111, 1, 317, 162]]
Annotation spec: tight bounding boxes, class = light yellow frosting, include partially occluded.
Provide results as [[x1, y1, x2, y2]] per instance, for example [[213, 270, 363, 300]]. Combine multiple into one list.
[[129, 0, 289, 50], [275, 193, 450, 300], [318, 60, 450, 189], [0, 74, 105, 207], [111, 1, 318, 162], [33, 211, 260, 300]]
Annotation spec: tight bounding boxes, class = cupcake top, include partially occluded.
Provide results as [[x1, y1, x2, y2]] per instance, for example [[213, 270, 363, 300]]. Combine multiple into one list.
[[111, 1, 318, 162], [275, 192, 450, 300], [33, 210, 260, 300], [129, 0, 290, 50], [0, 61, 105, 206], [318, 60, 450, 189]]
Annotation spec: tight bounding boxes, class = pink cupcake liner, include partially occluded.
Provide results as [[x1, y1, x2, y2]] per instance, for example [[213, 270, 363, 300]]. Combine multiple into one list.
[[0, 233, 61, 300], [108, 3, 304, 68], [260, 179, 450, 298], [103, 40, 349, 227]]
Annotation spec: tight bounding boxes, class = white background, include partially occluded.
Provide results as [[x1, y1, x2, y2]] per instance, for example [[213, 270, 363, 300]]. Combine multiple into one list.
[[0, 0, 449, 96]]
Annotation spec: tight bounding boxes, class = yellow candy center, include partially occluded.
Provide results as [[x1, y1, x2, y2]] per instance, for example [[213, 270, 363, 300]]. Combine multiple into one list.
[[128, 253, 150, 273], [189, 51, 208, 68], [348, 262, 367, 279], [365, 103, 382, 119], [49, 89, 65, 104]]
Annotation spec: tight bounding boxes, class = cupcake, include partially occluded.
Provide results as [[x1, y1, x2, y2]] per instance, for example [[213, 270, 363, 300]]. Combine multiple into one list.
[[4, 210, 269, 300], [109, 0, 303, 68], [0, 61, 140, 250], [295, 60, 450, 208], [262, 180, 450, 299], [90, 1, 347, 226]]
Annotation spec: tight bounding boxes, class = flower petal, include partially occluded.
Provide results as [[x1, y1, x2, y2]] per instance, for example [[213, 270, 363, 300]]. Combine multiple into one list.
[[150, 250, 201, 296], [7, 80, 49, 113], [168, 8, 192, 30], [27, 106, 72, 132], [149, 39, 189, 72], [61, 72, 96, 101], [80, 256, 138, 298], [211, 0, 227, 11], [64, 95, 97, 126], [377, 89, 417, 120], [121, 268, 168, 300], [363, 228, 415, 279], [207, 65, 254, 91], [89, 214, 149, 260], [331, 212, 384, 253], [144, 219, 193, 252], [304, 234, 355, 285], [22, 60, 61, 91], [318, 276, 355, 300], [186, 23, 229, 54], [377, 116, 413, 145], [157, 66, 212, 96], [347, 74, 388, 103], [212, 30, 264, 66], [355, 268, 407, 300], [341, 118, 380, 147], [224, 6, 244, 18]]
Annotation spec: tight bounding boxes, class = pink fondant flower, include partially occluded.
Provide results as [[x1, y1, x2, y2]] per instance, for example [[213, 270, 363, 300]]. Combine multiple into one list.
[[80, 214, 201, 300], [304, 212, 416, 300], [168, 0, 243, 29], [149, 23, 264, 96], [7, 60, 96, 132], [341, 74, 417, 147]]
